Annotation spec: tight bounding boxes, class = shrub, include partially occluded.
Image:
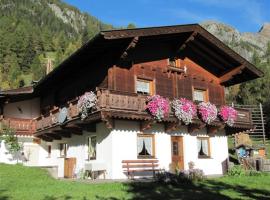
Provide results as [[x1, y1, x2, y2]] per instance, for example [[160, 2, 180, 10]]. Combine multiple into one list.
[[227, 165, 246, 176]]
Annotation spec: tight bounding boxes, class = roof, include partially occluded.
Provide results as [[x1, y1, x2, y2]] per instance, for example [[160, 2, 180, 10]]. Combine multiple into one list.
[[0, 86, 34, 102], [2, 24, 264, 99]]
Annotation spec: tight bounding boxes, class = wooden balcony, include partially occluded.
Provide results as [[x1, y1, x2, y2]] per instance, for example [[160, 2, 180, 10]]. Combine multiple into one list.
[[0, 117, 36, 136], [34, 89, 254, 135]]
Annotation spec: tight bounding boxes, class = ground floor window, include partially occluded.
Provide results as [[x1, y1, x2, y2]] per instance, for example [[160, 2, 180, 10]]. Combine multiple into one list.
[[88, 136, 97, 160], [137, 134, 155, 158], [197, 137, 210, 158], [59, 143, 67, 157]]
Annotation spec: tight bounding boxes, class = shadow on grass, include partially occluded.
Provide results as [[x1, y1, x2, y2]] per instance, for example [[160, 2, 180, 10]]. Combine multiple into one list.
[[121, 179, 270, 200], [0, 190, 9, 200]]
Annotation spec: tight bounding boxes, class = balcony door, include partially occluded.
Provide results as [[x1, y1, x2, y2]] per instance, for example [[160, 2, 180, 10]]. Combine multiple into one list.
[[171, 136, 184, 171]]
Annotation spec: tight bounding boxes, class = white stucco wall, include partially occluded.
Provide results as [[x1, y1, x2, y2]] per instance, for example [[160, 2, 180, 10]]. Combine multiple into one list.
[[0, 136, 35, 164], [29, 120, 229, 179], [171, 127, 229, 175], [3, 98, 40, 119]]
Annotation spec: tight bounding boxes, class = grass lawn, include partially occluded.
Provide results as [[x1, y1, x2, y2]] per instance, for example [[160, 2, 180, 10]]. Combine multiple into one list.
[[0, 164, 270, 200]]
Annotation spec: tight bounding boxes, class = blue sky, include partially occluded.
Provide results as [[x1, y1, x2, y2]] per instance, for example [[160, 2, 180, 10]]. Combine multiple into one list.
[[64, 0, 270, 32]]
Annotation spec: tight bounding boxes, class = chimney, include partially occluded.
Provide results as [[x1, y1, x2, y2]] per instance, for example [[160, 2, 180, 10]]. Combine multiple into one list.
[[46, 58, 53, 74]]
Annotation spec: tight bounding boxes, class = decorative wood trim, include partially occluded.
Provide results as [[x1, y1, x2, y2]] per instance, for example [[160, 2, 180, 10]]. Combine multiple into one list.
[[120, 36, 139, 60], [219, 65, 245, 84]]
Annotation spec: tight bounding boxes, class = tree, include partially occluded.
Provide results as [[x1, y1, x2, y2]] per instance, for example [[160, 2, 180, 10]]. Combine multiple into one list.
[[127, 23, 136, 29]]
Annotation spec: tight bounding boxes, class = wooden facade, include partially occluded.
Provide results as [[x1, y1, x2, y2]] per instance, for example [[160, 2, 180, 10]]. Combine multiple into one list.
[[0, 24, 263, 139]]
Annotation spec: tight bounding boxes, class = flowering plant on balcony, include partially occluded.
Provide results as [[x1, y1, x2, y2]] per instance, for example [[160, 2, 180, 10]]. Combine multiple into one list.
[[146, 95, 169, 121], [171, 98, 197, 125], [77, 91, 97, 120], [219, 106, 238, 127], [198, 102, 217, 124]]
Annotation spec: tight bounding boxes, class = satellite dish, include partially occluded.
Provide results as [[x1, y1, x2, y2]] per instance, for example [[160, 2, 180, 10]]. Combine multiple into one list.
[[58, 107, 68, 124]]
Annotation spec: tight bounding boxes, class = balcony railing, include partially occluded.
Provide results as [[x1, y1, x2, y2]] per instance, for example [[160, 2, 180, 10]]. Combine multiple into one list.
[[0, 117, 36, 135], [35, 89, 253, 132]]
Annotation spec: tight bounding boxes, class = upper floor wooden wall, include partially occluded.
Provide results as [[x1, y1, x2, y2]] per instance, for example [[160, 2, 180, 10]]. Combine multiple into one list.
[[108, 57, 225, 105]]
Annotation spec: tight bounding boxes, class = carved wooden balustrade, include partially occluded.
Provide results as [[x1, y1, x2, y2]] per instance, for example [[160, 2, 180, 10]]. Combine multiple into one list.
[[34, 89, 253, 132], [0, 117, 36, 135]]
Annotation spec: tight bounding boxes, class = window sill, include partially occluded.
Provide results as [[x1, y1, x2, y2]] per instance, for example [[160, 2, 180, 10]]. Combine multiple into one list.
[[137, 156, 156, 159], [198, 156, 212, 159]]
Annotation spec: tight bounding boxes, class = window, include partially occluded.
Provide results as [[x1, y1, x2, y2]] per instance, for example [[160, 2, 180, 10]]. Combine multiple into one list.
[[193, 88, 208, 102], [88, 136, 97, 160], [169, 57, 181, 68], [197, 137, 210, 158], [137, 134, 155, 158], [59, 143, 67, 157], [47, 145, 51, 158], [136, 79, 154, 95]]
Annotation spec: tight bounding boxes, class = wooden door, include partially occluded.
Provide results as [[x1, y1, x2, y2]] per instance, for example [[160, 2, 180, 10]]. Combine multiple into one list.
[[64, 158, 76, 178], [171, 136, 184, 171]]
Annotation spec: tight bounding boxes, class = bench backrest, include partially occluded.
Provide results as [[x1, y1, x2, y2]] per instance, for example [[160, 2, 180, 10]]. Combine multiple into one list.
[[122, 160, 159, 169]]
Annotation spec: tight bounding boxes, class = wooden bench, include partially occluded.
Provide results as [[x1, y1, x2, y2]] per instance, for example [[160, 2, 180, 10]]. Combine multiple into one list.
[[122, 159, 159, 179]]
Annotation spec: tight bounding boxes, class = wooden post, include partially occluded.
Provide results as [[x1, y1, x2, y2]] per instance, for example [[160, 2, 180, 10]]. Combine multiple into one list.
[[259, 103, 266, 145]]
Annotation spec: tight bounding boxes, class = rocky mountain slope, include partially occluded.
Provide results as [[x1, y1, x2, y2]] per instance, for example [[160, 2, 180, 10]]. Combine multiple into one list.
[[201, 21, 270, 62]]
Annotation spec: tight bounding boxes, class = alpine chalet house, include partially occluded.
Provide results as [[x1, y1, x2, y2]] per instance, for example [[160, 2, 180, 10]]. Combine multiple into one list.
[[0, 24, 263, 179]]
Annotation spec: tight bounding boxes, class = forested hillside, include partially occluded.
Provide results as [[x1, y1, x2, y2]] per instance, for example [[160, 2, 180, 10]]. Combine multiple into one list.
[[0, 0, 113, 89], [0, 0, 270, 112]]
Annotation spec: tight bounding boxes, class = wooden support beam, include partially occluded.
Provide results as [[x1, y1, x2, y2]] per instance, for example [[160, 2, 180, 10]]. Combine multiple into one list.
[[75, 123, 96, 132], [65, 127, 83, 135], [37, 135, 53, 142], [53, 130, 72, 138], [187, 43, 226, 70], [140, 120, 154, 131], [45, 133, 62, 140], [207, 124, 225, 134], [120, 36, 139, 60], [177, 31, 197, 53], [165, 122, 179, 132], [219, 65, 245, 84], [188, 123, 206, 133], [190, 40, 233, 67]]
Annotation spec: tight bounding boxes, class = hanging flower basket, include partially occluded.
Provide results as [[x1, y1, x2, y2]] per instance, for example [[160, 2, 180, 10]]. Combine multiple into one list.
[[198, 102, 217, 124], [146, 95, 169, 121], [219, 106, 238, 127], [171, 98, 197, 125], [77, 91, 97, 120]]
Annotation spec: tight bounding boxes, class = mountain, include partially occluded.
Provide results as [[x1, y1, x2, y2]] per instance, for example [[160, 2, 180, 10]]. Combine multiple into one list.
[[201, 21, 270, 62], [0, 0, 114, 89]]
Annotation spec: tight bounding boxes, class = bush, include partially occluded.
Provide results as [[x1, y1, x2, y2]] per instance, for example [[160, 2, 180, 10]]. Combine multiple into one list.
[[156, 168, 205, 184], [227, 165, 246, 176]]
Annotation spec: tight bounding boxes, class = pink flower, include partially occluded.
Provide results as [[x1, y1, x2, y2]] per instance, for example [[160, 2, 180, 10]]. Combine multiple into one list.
[[146, 95, 169, 121], [198, 102, 217, 124], [172, 98, 197, 125], [219, 106, 238, 126]]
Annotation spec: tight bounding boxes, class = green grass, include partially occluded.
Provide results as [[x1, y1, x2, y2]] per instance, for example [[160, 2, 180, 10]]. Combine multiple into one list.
[[0, 164, 270, 200]]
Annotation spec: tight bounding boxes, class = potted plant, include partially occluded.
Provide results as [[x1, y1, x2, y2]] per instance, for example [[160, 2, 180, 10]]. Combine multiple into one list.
[[146, 95, 169, 121], [77, 91, 97, 120], [171, 98, 197, 125], [219, 106, 238, 127], [197, 102, 217, 124]]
